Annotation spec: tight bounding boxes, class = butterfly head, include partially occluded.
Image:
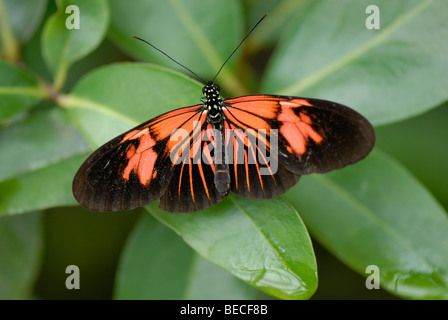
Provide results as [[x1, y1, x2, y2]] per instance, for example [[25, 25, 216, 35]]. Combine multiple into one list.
[[202, 81, 224, 124], [202, 81, 220, 98]]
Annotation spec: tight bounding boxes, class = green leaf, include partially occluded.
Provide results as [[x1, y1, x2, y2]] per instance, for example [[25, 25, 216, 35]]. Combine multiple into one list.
[[246, 0, 313, 51], [0, 0, 48, 45], [108, 0, 244, 95], [0, 0, 47, 62], [150, 196, 317, 300], [375, 103, 448, 210], [115, 214, 257, 300], [41, 0, 109, 89], [284, 149, 448, 299], [0, 60, 44, 122], [0, 107, 89, 181], [65, 62, 202, 147], [263, 0, 448, 126], [0, 153, 88, 215], [0, 211, 43, 299], [0, 106, 89, 215]]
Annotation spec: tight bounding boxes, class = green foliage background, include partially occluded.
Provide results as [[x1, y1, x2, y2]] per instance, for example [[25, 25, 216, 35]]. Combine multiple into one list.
[[0, 0, 447, 300]]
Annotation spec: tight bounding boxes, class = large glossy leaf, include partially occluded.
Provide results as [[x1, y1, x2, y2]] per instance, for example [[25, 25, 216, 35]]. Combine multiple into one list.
[[65, 63, 202, 147], [42, 0, 109, 88], [0, 107, 89, 181], [150, 197, 317, 300], [108, 0, 244, 95], [284, 149, 448, 299], [0, 106, 89, 215], [65, 63, 317, 299], [263, 0, 448, 126], [0, 211, 43, 299], [115, 214, 257, 300], [0, 153, 88, 215], [0, 61, 43, 122]]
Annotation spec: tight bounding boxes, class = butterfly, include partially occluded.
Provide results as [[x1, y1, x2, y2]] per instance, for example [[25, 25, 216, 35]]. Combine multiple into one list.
[[72, 15, 375, 213]]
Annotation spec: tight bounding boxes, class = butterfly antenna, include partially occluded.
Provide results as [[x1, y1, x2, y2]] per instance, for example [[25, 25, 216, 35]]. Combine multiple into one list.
[[132, 35, 206, 84], [212, 13, 268, 83]]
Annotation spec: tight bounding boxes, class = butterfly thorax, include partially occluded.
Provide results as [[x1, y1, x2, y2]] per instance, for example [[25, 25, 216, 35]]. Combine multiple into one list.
[[202, 82, 224, 125]]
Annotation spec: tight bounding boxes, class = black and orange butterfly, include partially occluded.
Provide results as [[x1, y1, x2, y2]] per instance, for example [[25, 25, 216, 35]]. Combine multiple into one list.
[[72, 15, 375, 213]]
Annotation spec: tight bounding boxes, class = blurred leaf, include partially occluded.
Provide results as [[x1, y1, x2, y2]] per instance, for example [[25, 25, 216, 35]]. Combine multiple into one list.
[[0, 105, 89, 215], [0, 61, 44, 122], [245, 0, 312, 51], [375, 103, 448, 210], [36, 206, 140, 300], [0, 0, 47, 45], [0, 107, 89, 181], [41, 0, 109, 88], [284, 149, 448, 299], [263, 0, 448, 126], [20, 0, 56, 84], [0, 211, 43, 299], [0, 153, 87, 215], [108, 0, 244, 95], [150, 196, 317, 300], [115, 213, 257, 299]]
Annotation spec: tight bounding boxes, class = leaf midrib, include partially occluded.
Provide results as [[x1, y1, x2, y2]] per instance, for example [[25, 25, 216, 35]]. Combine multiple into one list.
[[229, 196, 313, 298], [279, 0, 434, 95], [313, 173, 436, 273], [60, 93, 139, 126]]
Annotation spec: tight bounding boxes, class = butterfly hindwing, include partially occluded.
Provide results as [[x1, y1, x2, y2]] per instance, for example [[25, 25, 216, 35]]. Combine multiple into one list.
[[159, 117, 228, 212], [220, 119, 300, 199]]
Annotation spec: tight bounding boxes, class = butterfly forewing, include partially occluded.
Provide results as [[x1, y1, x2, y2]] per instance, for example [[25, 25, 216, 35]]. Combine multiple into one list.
[[223, 95, 375, 176], [72, 104, 204, 212]]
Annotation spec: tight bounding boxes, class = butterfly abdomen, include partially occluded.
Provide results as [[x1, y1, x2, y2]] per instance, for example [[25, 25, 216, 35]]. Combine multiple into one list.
[[214, 164, 231, 194]]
